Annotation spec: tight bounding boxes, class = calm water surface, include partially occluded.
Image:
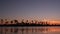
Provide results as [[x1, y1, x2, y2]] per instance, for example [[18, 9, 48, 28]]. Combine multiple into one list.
[[0, 26, 60, 34]]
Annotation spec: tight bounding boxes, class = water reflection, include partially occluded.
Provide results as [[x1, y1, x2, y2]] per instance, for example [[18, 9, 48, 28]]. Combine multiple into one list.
[[0, 27, 60, 34]]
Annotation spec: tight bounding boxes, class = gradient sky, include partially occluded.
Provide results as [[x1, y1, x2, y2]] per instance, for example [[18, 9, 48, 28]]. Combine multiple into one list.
[[0, 0, 60, 22]]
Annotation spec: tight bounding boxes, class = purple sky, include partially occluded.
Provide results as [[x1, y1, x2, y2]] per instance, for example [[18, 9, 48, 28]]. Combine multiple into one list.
[[0, 0, 60, 21]]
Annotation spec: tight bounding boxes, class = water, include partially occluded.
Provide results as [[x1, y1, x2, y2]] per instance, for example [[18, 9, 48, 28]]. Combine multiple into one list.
[[0, 26, 60, 34]]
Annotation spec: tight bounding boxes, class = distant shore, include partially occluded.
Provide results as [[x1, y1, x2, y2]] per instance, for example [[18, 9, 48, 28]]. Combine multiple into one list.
[[0, 25, 60, 27]]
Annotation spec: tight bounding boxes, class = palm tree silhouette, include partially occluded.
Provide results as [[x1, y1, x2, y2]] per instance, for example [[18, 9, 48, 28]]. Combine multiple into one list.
[[5, 19, 8, 25], [14, 20, 19, 24], [10, 21, 13, 24], [21, 19, 24, 24], [26, 20, 28, 23], [1, 19, 4, 24]]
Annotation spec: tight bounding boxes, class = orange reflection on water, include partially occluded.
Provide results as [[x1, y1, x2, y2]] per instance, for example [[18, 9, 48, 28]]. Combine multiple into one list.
[[0, 27, 60, 34], [48, 28, 60, 32]]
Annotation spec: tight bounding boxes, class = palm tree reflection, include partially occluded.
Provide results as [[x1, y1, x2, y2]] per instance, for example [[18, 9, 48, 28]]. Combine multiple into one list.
[[0, 27, 60, 34]]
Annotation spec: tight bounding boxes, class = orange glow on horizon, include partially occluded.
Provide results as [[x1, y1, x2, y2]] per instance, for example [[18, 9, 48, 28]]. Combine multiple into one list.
[[48, 20, 60, 24]]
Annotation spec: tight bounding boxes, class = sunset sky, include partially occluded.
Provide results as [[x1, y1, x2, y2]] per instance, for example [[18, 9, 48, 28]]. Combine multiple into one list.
[[0, 0, 60, 23]]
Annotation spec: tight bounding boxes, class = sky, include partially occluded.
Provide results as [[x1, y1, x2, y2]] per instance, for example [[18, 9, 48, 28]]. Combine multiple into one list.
[[0, 0, 60, 23]]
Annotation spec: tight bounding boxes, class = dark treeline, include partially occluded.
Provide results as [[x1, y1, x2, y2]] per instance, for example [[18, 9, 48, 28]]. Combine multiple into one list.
[[0, 19, 60, 26]]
